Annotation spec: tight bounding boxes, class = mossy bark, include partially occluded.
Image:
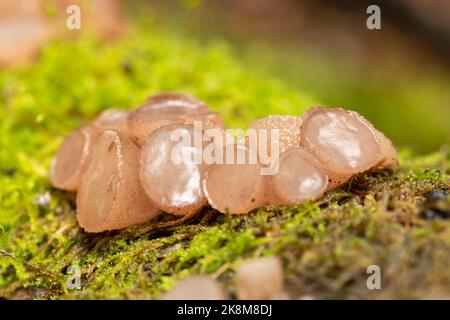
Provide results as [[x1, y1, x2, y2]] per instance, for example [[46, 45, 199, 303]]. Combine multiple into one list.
[[0, 25, 449, 300], [1, 150, 449, 299]]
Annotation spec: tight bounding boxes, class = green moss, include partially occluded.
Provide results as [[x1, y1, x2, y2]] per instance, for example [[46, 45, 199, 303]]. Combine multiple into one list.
[[1, 21, 449, 299]]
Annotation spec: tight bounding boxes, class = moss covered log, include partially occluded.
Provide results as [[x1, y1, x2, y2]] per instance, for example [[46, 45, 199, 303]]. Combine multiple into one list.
[[0, 24, 449, 300]]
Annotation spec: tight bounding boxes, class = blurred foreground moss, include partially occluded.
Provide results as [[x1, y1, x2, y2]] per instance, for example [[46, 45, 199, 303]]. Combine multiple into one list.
[[0, 24, 449, 299]]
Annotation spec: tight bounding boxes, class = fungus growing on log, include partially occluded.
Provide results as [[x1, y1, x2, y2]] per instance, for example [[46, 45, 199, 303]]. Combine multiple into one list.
[[300, 107, 383, 188], [269, 148, 328, 205], [94, 108, 129, 136], [77, 129, 159, 232], [236, 256, 284, 300], [140, 124, 210, 216], [162, 275, 228, 300], [50, 96, 397, 232], [203, 143, 267, 214], [0, 16, 52, 67], [144, 92, 208, 110], [374, 129, 398, 170], [249, 115, 302, 158], [50, 126, 97, 191], [128, 93, 224, 146]]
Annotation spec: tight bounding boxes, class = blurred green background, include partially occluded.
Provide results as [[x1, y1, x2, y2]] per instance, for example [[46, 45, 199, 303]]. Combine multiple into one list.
[[1, 0, 449, 155], [144, 0, 450, 154]]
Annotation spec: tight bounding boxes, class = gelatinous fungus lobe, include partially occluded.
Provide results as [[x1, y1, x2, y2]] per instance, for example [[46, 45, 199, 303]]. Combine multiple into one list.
[[77, 129, 159, 232], [236, 256, 284, 300], [140, 124, 210, 216], [203, 143, 267, 214], [269, 148, 328, 205], [250, 115, 302, 157], [249, 115, 303, 176], [93, 108, 129, 136], [51, 98, 398, 232], [373, 129, 398, 170], [300, 107, 382, 188], [50, 126, 97, 191], [144, 92, 208, 110], [128, 93, 224, 146], [163, 275, 228, 300]]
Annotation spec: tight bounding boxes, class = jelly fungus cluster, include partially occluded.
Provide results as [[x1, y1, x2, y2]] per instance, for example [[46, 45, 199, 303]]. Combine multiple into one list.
[[50, 93, 397, 232]]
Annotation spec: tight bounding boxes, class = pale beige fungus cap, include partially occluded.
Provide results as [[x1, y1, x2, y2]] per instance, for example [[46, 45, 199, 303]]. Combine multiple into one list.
[[77, 129, 159, 232], [50, 126, 97, 191], [300, 107, 382, 188], [140, 124, 210, 216], [203, 143, 267, 214], [269, 148, 328, 205]]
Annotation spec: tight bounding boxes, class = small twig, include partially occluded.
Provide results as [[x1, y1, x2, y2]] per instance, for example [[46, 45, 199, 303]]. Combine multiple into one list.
[[0, 249, 60, 283], [211, 262, 231, 279]]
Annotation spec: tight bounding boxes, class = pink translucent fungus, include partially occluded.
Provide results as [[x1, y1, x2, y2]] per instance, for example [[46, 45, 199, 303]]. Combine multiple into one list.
[[269, 148, 328, 205], [94, 108, 129, 136], [374, 129, 398, 170], [236, 256, 284, 300], [300, 107, 383, 188], [77, 129, 159, 232], [128, 93, 224, 146], [144, 92, 208, 111], [250, 115, 302, 159], [50, 126, 97, 191], [50, 96, 397, 232], [140, 124, 210, 216], [162, 275, 228, 300], [203, 143, 267, 214], [0, 15, 52, 67]]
